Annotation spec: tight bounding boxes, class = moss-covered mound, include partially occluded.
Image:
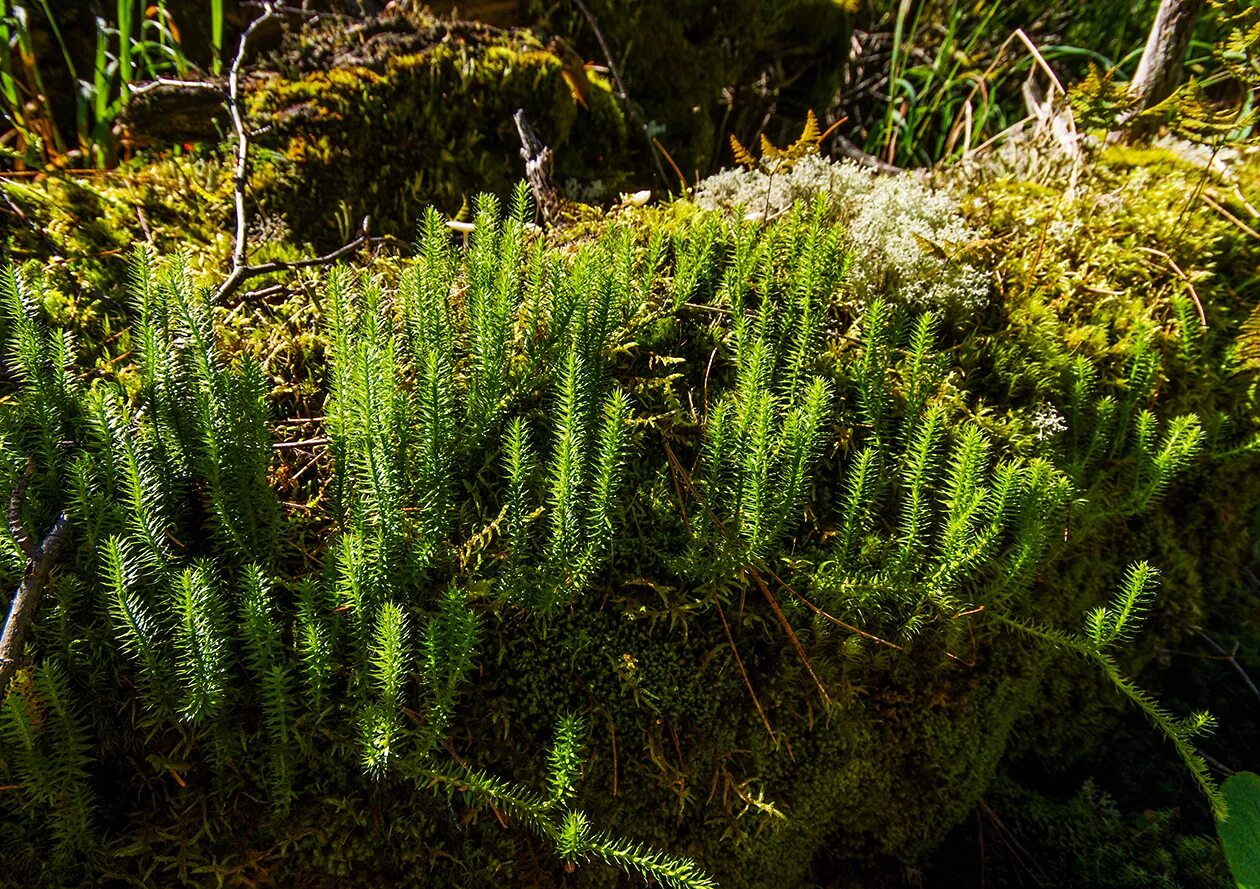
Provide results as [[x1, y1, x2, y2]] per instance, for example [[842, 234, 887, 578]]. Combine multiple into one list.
[[241, 13, 632, 247], [2, 9, 633, 293], [0, 135, 1257, 888]]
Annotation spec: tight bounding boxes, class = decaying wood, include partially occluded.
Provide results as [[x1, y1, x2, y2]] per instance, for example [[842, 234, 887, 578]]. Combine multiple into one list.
[[117, 81, 230, 148], [0, 506, 72, 699], [513, 109, 565, 226]]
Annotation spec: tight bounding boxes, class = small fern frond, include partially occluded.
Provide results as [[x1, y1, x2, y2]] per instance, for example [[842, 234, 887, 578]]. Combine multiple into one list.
[[730, 134, 758, 169], [1085, 561, 1159, 648], [546, 714, 585, 808], [168, 562, 229, 725]]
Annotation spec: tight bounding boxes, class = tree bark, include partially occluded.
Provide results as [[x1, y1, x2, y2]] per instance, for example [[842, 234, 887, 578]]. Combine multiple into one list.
[[1126, 0, 1207, 127]]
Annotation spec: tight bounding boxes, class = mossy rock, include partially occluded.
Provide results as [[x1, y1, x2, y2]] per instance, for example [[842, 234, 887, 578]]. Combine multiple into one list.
[[1, 104, 1258, 889], [241, 13, 632, 248]]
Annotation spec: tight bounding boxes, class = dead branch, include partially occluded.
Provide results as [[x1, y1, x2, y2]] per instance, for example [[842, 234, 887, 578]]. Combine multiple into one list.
[[7, 459, 34, 558], [717, 601, 777, 744], [0, 511, 72, 699], [1195, 628, 1260, 705], [225, 4, 280, 284], [215, 218, 373, 305], [133, 2, 376, 304], [831, 133, 902, 174], [514, 110, 566, 226], [1128, 0, 1208, 127]]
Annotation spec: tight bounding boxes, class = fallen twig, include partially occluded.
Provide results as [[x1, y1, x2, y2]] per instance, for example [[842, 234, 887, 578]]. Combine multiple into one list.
[[215, 219, 373, 305], [134, 2, 375, 304], [831, 133, 902, 174], [0, 507, 72, 698], [7, 460, 34, 557], [1194, 628, 1260, 705], [225, 5, 279, 289], [661, 437, 859, 708], [272, 436, 331, 450], [717, 601, 777, 744], [1134, 246, 1207, 327], [1202, 192, 1260, 244]]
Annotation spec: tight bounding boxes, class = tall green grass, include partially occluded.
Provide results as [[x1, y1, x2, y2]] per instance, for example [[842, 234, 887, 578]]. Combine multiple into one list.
[[856, 0, 1253, 167], [0, 1, 208, 168]]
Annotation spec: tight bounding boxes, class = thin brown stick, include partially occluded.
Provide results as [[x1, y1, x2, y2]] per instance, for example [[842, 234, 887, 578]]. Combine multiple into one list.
[[606, 709, 619, 796], [271, 436, 331, 450], [764, 565, 903, 652], [1194, 628, 1260, 705], [226, 5, 276, 278], [661, 437, 878, 705], [1134, 246, 1207, 327], [717, 601, 776, 744], [749, 567, 832, 706], [1202, 192, 1260, 244], [663, 437, 898, 652], [653, 137, 687, 191], [570, 0, 671, 188]]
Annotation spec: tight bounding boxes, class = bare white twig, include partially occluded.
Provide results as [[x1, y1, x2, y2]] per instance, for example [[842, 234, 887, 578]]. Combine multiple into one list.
[[129, 77, 224, 96], [216, 218, 373, 304], [136, 2, 375, 305], [225, 4, 278, 289], [1195, 628, 1260, 705]]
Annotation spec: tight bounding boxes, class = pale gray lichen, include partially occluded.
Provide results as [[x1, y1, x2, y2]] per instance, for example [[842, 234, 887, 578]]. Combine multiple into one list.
[[1030, 404, 1068, 442], [691, 154, 872, 220], [693, 155, 990, 315]]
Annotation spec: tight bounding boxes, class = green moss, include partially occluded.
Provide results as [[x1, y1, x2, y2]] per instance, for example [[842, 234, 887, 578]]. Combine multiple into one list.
[[0, 156, 234, 365], [1, 98, 1258, 889], [246, 32, 631, 248]]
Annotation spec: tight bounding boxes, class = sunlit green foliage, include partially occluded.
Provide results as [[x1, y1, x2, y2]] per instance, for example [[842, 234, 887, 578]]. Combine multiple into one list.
[[0, 162, 1255, 886]]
